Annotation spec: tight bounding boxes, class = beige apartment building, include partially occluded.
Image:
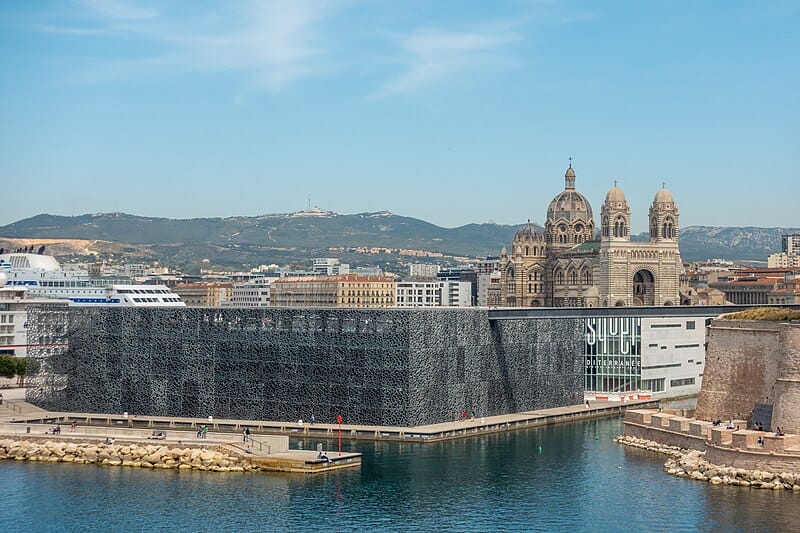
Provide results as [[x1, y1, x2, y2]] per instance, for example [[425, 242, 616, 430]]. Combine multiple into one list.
[[271, 275, 395, 308], [173, 282, 233, 307]]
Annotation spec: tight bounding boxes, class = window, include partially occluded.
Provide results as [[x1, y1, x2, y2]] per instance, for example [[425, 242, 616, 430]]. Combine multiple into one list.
[[670, 377, 695, 387], [641, 363, 681, 370], [641, 378, 665, 392], [686, 321, 695, 330]]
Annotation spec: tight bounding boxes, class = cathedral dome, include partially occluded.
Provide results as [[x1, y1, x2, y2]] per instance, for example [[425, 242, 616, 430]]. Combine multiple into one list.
[[547, 190, 593, 223], [605, 185, 626, 204], [653, 187, 674, 204], [514, 221, 545, 242]]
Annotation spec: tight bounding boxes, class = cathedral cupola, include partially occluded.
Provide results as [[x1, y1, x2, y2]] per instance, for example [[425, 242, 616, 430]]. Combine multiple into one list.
[[601, 181, 630, 241], [545, 160, 595, 249]]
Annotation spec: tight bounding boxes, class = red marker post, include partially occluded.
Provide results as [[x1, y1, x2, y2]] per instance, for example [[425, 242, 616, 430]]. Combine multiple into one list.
[[337, 415, 343, 456]]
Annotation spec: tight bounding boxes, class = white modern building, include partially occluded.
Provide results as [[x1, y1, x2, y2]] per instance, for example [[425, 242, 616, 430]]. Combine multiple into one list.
[[584, 314, 713, 399], [225, 278, 275, 308], [0, 273, 68, 359], [441, 280, 472, 307], [409, 263, 440, 278], [396, 280, 441, 307], [395, 280, 472, 308], [312, 258, 350, 276]]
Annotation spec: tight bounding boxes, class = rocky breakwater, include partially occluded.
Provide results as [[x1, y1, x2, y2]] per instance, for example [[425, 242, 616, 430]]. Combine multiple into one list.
[[615, 435, 800, 491], [0, 438, 260, 473]]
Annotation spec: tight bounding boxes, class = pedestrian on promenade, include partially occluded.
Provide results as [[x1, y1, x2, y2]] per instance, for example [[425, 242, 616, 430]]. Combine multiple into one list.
[[196, 426, 202, 438], [0, 392, 4, 405], [202, 425, 209, 439]]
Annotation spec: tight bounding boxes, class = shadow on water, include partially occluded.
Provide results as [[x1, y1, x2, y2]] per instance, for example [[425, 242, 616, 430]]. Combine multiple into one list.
[[1, 417, 796, 532]]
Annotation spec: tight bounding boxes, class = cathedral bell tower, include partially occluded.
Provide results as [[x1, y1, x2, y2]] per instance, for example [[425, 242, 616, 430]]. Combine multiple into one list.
[[600, 182, 630, 242], [649, 184, 679, 243]]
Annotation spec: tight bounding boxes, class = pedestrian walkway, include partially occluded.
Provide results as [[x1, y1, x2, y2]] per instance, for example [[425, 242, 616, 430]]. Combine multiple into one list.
[[2, 396, 657, 443]]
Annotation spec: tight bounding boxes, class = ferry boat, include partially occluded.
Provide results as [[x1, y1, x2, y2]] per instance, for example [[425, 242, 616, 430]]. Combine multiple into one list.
[[0, 252, 185, 307]]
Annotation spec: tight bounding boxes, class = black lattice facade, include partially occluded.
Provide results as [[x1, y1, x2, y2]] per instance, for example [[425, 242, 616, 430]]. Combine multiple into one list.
[[25, 306, 583, 426]]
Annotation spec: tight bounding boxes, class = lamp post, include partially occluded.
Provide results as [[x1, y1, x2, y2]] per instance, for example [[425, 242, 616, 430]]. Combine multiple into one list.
[[337, 414, 343, 456]]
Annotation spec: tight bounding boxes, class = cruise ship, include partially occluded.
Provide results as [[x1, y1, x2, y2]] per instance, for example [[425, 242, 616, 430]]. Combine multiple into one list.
[[0, 252, 185, 307]]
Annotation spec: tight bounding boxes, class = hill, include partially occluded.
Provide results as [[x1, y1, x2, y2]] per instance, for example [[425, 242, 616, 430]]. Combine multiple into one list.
[[1, 211, 797, 270]]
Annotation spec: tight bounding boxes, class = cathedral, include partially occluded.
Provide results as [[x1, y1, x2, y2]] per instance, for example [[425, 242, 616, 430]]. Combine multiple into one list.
[[499, 163, 682, 307]]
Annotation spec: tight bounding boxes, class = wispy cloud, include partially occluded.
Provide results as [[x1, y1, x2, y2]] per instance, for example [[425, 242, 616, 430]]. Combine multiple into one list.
[[54, 0, 336, 92], [378, 27, 521, 96], [75, 0, 158, 20]]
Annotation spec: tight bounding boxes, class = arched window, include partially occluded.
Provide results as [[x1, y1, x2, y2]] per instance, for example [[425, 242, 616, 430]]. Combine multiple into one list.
[[602, 216, 609, 237], [525, 246, 529, 255], [582, 269, 591, 285], [569, 270, 578, 285], [556, 270, 564, 285]]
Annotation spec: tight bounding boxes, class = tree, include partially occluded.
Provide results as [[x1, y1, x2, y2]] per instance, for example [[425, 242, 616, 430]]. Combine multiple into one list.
[[0, 355, 16, 379], [14, 358, 27, 386], [0, 355, 34, 386]]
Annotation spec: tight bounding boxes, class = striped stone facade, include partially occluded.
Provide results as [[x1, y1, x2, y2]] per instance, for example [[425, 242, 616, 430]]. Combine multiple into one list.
[[500, 165, 682, 307]]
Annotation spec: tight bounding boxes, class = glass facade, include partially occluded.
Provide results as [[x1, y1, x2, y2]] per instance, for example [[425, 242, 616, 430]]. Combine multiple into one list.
[[584, 317, 641, 393]]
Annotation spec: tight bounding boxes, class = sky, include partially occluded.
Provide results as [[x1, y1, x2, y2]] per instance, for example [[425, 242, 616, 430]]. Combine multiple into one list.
[[0, 0, 798, 232]]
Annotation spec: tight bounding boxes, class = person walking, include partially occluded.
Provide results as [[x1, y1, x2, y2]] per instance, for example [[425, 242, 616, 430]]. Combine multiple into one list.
[[245, 427, 251, 443], [202, 425, 209, 439]]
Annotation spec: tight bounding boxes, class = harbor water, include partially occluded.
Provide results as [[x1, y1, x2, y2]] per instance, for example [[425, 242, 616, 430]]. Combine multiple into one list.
[[2, 417, 795, 531]]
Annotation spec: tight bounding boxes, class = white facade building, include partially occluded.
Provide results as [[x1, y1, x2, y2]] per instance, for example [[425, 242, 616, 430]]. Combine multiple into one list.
[[312, 258, 350, 276], [396, 280, 441, 307], [0, 274, 68, 359], [768, 253, 800, 268], [409, 264, 440, 278], [441, 280, 472, 307], [226, 278, 275, 308], [395, 280, 472, 307], [639, 316, 710, 396], [584, 314, 712, 400]]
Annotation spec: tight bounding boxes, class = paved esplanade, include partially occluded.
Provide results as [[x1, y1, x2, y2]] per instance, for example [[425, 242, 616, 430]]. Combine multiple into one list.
[[1, 390, 655, 442]]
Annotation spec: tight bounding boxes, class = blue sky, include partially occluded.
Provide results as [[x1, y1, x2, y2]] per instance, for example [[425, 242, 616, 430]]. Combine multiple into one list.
[[0, 0, 797, 232]]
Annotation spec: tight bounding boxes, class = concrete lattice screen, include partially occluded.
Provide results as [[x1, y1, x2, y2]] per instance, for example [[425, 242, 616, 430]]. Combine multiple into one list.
[[25, 306, 583, 426]]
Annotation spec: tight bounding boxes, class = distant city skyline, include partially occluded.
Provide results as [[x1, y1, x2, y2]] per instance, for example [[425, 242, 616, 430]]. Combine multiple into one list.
[[0, 1, 797, 232]]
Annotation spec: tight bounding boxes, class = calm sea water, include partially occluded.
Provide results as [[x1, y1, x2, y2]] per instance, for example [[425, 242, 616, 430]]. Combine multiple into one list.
[[1, 417, 795, 532]]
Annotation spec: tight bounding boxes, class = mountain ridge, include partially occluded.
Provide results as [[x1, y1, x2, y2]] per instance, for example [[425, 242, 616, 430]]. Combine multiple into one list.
[[1, 212, 797, 269]]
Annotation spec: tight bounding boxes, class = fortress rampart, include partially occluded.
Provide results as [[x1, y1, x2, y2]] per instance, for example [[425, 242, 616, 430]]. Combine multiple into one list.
[[624, 409, 800, 473], [695, 319, 800, 433]]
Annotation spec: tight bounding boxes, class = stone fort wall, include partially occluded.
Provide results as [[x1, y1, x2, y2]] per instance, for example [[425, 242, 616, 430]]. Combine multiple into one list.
[[25, 307, 583, 427], [695, 319, 800, 433]]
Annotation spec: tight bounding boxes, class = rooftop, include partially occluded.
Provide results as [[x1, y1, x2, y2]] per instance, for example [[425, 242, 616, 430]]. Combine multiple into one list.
[[721, 308, 800, 321]]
